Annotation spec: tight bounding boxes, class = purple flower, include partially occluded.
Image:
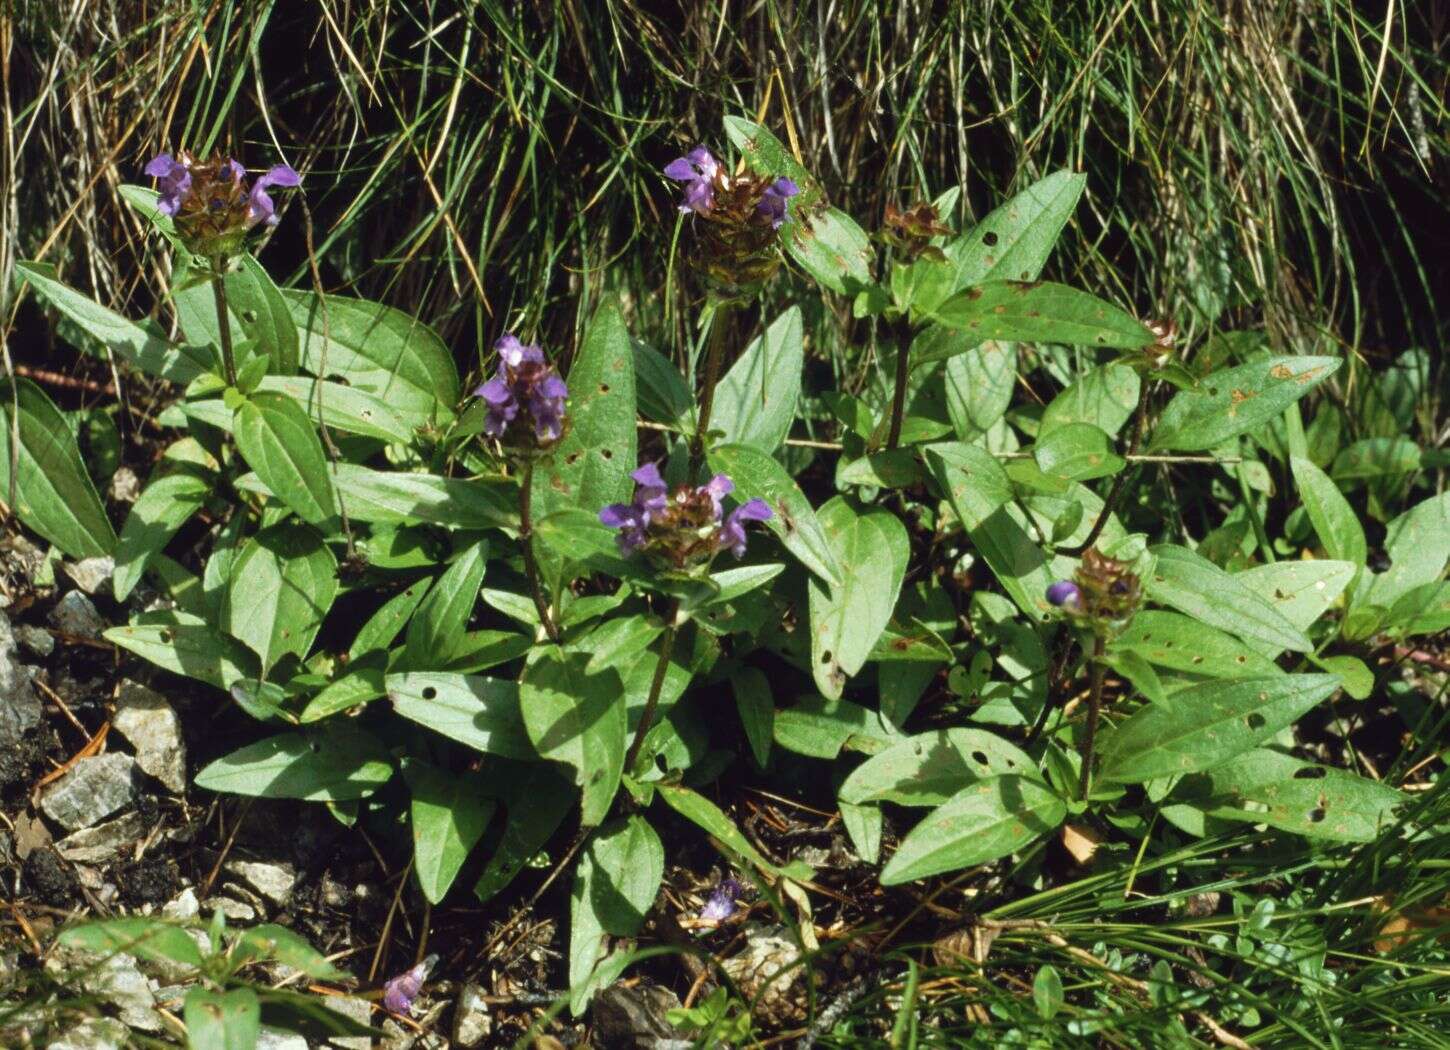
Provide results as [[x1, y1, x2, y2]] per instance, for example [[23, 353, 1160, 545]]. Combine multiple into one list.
[[700, 877, 747, 922], [144, 153, 192, 216], [246, 164, 302, 227], [1046, 580, 1083, 611], [599, 462, 669, 556], [382, 954, 438, 1016], [663, 147, 721, 215], [718, 498, 773, 558], [756, 177, 799, 229], [473, 334, 569, 446]]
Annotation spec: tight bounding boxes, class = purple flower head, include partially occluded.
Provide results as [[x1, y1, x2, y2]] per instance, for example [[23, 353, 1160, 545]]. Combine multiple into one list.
[[699, 877, 748, 923], [600, 467, 773, 568], [757, 177, 799, 229], [718, 498, 773, 559], [473, 333, 568, 448], [382, 954, 438, 1016], [1046, 580, 1083, 611], [143, 150, 300, 253], [664, 147, 721, 215]]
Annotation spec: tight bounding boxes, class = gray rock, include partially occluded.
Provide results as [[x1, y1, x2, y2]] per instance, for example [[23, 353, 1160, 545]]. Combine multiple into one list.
[[256, 1028, 311, 1050], [113, 679, 187, 791], [203, 895, 257, 922], [39, 753, 138, 831], [55, 810, 148, 863], [452, 982, 493, 1048], [323, 994, 375, 1050], [63, 556, 115, 596], [47, 950, 161, 1033], [720, 924, 804, 1016], [46, 1017, 129, 1050], [109, 466, 140, 504], [163, 886, 201, 922], [50, 590, 106, 639], [14, 622, 54, 657], [224, 858, 298, 907], [0, 610, 41, 747], [593, 983, 686, 1049]]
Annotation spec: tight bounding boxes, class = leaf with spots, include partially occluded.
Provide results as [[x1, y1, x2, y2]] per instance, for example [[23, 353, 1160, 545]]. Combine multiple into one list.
[[1235, 559, 1356, 632], [1110, 611, 1282, 679], [1147, 356, 1342, 452], [879, 775, 1066, 885], [840, 728, 1042, 808], [1033, 422, 1125, 481], [535, 299, 637, 520], [932, 281, 1152, 350], [806, 497, 909, 699], [1039, 363, 1140, 440], [222, 522, 338, 672], [232, 391, 339, 526], [1096, 674, 1341, 784], [1145, 544, 1311, 654], [1365, 491, 1450, 611], [386, 672, 534, 759]]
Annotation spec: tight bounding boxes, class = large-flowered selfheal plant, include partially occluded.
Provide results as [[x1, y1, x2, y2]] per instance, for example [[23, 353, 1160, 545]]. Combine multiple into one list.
[[21, 109, 1403, 1045]]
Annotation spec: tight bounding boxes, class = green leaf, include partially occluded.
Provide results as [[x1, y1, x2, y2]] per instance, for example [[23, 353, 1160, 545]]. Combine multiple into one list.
[[59, 917, 205, 969], [1365, 491, 1450, 611], [113, 472, 210, 602], [474, 763, 576, 902], [520, 647, 627, 826], [194, 727, 393, 800], [1235, 560, 1355, 632], [933, 282, 1152, 349], [1110, 611, 1282, 679], [839, 729, 1040, 807], [926, 443, 1053, 622], [773, 696, 900, 759], [807, 497, 908, 698], [105, 611, 258, 690], [1033, 966, 1064, 1021], [283, 290, 459, 425], [722, 116, 822, 209], [943, 341, 1017, 440], [299, 663, 386, 723], [731, 667, 774, 767], [534, 300, 636, 519], [1097, 674, 1340, 783], [1145, 544, 1311, 654], [1039, 363, 1140, 439], [1148, 356, 1341, 452], [633, 339, 692, 427], [583, 814, 663, 936], [1290, 455, 1366, 564], [405, 760, 497, 904], [1034, 423, 1125, 481], [580, 615, 664, 675], [17, 261, 207, 383], [656, 783, 810, 880], [0, 378, 115, 557], [233, 924, 344, 978], [184, 376, 415, 444], [786, 207, 876, 295], [1385, 581, 1450, 637], [174, 257, 298, 376], [906, 170, 1086, 317], [1313, 654, 1374, 700], [404, 540, 488, 665], [1332, 437, 1422, 480], [707, 443, 843, 587], [350, 580, 430, 659], [712, 306, 804, 453], [222, 523, 338, 671], [879, 775, 1066, 885], [184, 987, 259, 1050], [1173, 749, 1404, 842], [386, 672, 534, 759], [839, 801, 882, 864], [233, 392, 338, 525]]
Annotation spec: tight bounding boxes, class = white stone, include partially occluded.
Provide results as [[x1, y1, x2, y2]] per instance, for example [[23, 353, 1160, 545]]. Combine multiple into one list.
[[109, 466, 140, 503], [452, 982, 493, 1048], [324, 994, 375, 1050], [256, 1028, 311, 1050], [720, 924, 804, 1015], [224, 858, 298, 907], [63, 556, 115, 596], [0, 610, 40, 746], [55, 810, 148, 862], [203, 895, 257, 922], [39, 753, 137, 830], [14, 622, 54, 657], [113, 679, 187, 792], [163, 886, 201, 922], [50, 590, 106, 639], [47, 1017, 129, 1050]]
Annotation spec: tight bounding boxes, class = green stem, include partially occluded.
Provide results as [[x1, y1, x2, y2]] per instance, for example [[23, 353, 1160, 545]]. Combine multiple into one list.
[[519, 462, 561, 643], [1078, 632, 1107, 799], [690, 303, 733, 469], [885, 315, 914, 451], [622, 606, 679, 777], [210, 257, 238, 387]]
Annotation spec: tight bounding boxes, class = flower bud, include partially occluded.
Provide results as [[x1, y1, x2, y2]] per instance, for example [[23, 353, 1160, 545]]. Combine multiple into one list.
[[144, 150, 299, 256], [600, 464, 772, 571]]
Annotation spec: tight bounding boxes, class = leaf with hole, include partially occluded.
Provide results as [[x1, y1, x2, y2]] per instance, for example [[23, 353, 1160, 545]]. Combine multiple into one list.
[[105, 611, 258, 691], [1110, 611, 1282, 679], [0, 378, 116, 558], [386, 672, 534, 759], [879, 775, 1066, 885], [933, 282, 1152, 349], [1146, 544, 1311, 654], [1148, 356, 1341, 452], [840, 729, 1041, 807], [1096, 674, 1340, 783], [194, 727, 393, 800]]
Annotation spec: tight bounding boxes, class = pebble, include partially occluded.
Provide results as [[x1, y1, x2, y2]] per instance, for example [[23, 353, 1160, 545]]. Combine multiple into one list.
[[593, 983, 686, 1048], [55, 810, 148, 863], [224, 858, 299, 908], [63, 556, 115, 596], [50, 590, 106, 639], [163, 886, 201, 922], [720, 924, 804, 1016], [39, 753, 138, 831], [452, 982, 493, 1048], [323, 994, 375, 1050], [109, 466, 141, 503], [0, 610, 41, 747], [204, 895, 257, 922], [14, 622, 54, 657], [256, 1028, 310, 1050], [47, 1018, 129, 1050], [113, 679, 187, 792]]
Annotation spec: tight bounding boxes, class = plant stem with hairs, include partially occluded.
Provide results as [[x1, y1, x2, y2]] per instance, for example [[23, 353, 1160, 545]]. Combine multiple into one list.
[[691, 302, 734, 468], [518, 461, 561, 643], [210, 256, 238, 387], [885, 314, 914, 451], [622, 603, 680, 777], [1078, 632, 1107, 798]]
